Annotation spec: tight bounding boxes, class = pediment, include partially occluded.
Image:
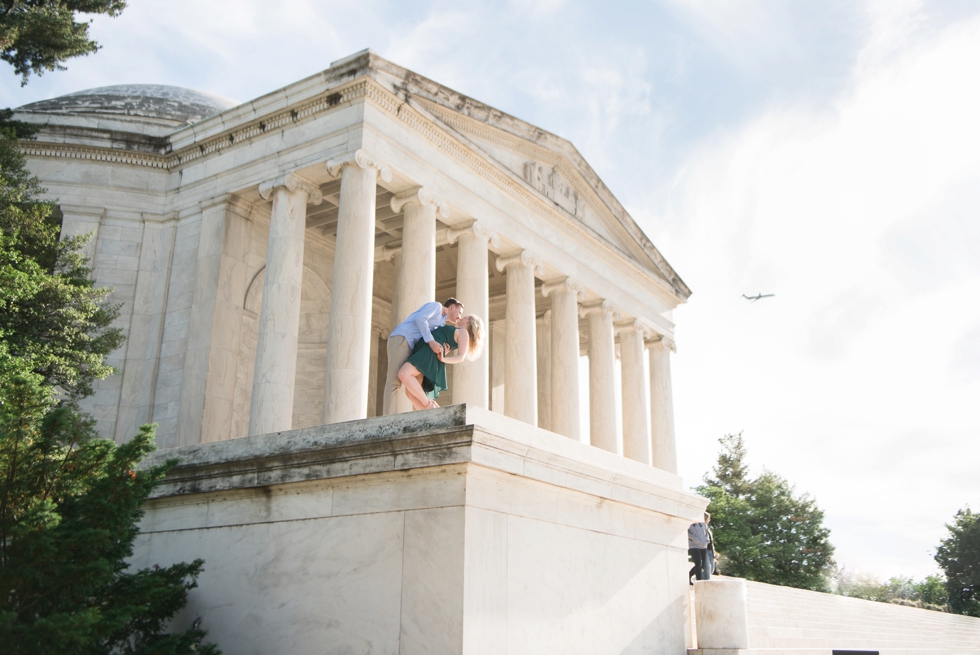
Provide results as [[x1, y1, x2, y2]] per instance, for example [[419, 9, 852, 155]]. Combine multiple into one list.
[[413, 97, 690, 301]]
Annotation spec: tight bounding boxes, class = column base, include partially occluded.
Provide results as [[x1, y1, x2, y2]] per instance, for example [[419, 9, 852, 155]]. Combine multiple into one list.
[[135, 405, 706, 655]]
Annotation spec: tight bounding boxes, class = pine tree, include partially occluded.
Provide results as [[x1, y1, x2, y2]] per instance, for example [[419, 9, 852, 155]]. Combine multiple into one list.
[[0, 115, 219, 654], [0, 0, 127, 85], [697, 433, 835, 591], [702, 431, 751, 497]]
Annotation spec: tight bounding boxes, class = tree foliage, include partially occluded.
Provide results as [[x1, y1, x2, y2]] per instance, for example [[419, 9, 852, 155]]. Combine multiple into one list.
[[0, 0, 127, 85], [697, 432, 835, 591], [0, 116, 218, 653], [936, 507, 980, 617], [835, 570, 948, 611], [0, 112, 123, 400]]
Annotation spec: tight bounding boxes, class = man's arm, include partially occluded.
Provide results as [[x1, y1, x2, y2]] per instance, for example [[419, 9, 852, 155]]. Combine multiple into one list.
[[413, 302, 448, 354]]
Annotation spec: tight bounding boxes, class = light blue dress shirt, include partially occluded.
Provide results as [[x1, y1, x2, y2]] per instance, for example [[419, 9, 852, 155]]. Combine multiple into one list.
[[389, 301, 446, 350]]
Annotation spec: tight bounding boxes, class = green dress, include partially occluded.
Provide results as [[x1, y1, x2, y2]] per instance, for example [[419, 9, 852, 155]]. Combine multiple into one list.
[[405, 324, 458, 399]]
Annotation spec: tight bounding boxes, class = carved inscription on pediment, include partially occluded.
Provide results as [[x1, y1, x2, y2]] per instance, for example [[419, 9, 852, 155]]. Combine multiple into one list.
[[524, 162, 584, 218]]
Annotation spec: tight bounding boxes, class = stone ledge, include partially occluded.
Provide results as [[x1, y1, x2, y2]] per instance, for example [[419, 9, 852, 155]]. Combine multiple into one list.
[[143, 404, 705, 522]]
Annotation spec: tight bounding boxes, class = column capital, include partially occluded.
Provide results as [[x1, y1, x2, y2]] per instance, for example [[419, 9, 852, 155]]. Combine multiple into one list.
[[580, 300, 621, 321], [258, 172, 323, 205], [495, 250, 544, 275], [616, 318, 657, 338], [390, 187, 450, 218], [446, 220, 500, 248], [382, 243, 401, 261], [646, 336, 677, 353], [541, 276, 586, 301], [325, 149, 392, 183]]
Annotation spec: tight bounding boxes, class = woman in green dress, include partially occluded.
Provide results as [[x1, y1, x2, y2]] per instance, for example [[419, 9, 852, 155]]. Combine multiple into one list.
[[397, 315, 485, 410]]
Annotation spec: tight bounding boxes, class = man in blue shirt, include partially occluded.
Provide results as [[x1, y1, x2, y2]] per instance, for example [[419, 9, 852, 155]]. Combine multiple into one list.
[[383, 298, 464, 415]]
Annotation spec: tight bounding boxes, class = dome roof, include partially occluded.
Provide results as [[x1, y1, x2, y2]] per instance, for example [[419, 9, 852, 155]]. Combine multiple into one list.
[[16, 84, 239, 126]]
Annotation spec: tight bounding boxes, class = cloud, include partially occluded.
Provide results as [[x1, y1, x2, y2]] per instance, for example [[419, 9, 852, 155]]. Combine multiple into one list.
[[655, 8, 980, 578]]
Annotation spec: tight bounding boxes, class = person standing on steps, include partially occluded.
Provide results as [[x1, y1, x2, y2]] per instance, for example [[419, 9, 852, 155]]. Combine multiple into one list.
[[688, 512, 712, 584], [705, 512, 718, 577], [383, 298, 464, 415]]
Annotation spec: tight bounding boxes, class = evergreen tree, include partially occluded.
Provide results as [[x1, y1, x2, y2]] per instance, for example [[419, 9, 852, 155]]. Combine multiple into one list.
[[0, 114, 218, 653], [697, 433, 835, 591], [936, 507, 980, 617], [1, 0, 127, 84], [0, 112, 123, 399]]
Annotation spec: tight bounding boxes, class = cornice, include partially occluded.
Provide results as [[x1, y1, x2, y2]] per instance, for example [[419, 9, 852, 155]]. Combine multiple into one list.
[[19, 79, 371, 172], [20, 142, 170, 168]]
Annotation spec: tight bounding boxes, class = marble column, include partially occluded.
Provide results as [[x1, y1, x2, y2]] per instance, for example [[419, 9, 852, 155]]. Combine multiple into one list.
[[619, 321, 653, 464], [490, 320, 506, 413], [648, 337, 678, 473], [366, 325, 388, 417], [383, 246, 403, 331], [447, 221, 499, 408], [583, 301, 620, 453], [495, 251, 543, 424], [382, 245, 413, 415], [322, 150, 392, 424], [542, 277, 586, 440], [248, 174, 323, 436], [390, 188, 448, 321], [536, 312, 552, 431]]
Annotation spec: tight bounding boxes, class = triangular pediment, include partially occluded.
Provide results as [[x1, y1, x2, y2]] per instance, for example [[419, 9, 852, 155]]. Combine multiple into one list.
[[363, 55, 689, 300]]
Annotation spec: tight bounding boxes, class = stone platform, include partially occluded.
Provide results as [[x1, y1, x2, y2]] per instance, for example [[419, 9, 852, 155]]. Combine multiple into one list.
[[135, 405, 707, 655]]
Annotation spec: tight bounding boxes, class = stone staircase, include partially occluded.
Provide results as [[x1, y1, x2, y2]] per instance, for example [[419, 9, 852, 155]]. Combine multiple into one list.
[[689, 578, 980, 655]]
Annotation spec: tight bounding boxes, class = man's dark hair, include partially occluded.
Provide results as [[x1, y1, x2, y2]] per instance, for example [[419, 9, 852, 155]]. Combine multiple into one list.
[[444, 297, 463, 308]]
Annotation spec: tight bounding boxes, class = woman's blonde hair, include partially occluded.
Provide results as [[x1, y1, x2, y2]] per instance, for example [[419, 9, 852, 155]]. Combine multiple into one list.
[[464, 315, 485, 361]]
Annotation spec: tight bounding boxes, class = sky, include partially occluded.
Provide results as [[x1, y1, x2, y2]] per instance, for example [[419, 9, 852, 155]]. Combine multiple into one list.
[[2, 0, 978, 581]]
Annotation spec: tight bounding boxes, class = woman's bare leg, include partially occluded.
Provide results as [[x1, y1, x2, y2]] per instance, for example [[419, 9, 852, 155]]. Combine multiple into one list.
[[398, 363, 430, 409], [406, 377, 429, 410]]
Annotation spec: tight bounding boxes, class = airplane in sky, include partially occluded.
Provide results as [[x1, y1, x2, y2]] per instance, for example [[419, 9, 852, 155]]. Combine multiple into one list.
[[742, 293, 775, 302]]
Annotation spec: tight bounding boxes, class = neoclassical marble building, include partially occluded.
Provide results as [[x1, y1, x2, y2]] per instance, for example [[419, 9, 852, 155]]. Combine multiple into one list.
[[16, 50, 704, 654], [16, 49, 688, 468]]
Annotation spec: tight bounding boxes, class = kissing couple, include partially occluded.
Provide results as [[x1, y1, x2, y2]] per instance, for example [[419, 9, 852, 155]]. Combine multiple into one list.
[[382, 298, 485, 413]]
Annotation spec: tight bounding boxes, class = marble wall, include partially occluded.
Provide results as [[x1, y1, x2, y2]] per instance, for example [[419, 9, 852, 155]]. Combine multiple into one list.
[[133, 406, 706, 655]]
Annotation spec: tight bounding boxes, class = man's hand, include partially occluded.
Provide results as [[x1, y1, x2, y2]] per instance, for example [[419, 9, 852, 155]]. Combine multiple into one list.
[[428, 341, 443, 355]]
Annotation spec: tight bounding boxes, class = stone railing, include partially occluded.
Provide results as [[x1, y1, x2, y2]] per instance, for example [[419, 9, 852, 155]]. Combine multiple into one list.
[[692, 577, 980, 653]]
